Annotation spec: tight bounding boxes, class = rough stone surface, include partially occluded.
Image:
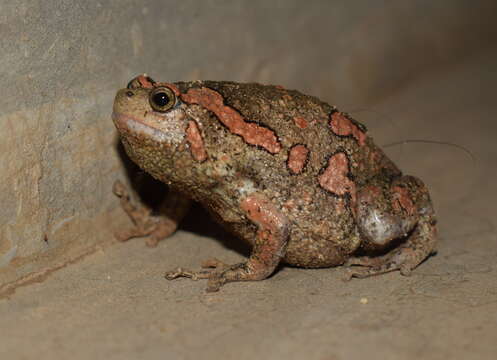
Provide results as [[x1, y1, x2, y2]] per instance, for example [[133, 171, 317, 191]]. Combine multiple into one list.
[[1, 1, 497, 359]]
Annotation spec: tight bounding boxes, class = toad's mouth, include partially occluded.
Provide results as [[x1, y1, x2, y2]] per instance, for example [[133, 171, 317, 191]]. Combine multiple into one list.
[[112, 111, 168, 142], [112, 111, 185, 144]]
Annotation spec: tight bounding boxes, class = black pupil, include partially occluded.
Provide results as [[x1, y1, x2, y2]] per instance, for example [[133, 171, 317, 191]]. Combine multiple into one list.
[[153, 92, 171, 107]]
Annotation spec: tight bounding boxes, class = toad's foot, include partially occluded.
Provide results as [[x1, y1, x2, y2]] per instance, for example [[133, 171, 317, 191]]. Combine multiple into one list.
[[165, 258, 272, 292], [344, 251, 411, 280], [113, 180, 178, 247], [344, 214, 437, 281]]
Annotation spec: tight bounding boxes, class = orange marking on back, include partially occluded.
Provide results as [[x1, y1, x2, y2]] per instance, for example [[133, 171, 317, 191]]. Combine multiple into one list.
[[330, 112, 366, 146], [181, 87, 281, 154], [287, 145, 309, 174], [293, 116, 309, 129], [318, 152, 356, 206], [185, 120, 208, 162]]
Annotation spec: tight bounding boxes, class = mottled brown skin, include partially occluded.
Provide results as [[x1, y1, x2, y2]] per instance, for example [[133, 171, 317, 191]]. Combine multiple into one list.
[[112, 74, 437, 292]]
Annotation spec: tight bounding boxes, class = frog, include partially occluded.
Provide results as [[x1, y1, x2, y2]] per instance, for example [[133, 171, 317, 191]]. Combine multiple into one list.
[[112, 74, 437, 292]]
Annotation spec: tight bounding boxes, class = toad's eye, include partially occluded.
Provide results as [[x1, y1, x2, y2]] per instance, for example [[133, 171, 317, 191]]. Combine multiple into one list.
[[149, 87, 176, 112]]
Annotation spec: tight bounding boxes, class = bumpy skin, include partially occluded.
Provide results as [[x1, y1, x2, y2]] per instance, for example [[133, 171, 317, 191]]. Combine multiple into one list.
[[112, 75, 437, 292]]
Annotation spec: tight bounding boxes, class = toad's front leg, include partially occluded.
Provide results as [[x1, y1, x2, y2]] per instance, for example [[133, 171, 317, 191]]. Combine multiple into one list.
[[165, 193, 290, 292], [113, 180, 191, 247]]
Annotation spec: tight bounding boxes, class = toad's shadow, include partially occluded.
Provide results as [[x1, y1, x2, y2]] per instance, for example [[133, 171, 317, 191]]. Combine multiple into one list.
[[116, 139, 251, 258]]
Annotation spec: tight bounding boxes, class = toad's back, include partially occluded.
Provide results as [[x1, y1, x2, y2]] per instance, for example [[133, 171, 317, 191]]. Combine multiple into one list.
[[168, 81, 402, 267]]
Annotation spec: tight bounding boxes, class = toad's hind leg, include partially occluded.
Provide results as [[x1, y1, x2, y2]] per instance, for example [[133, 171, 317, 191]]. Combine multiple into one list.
[[346, 175, 437, 279]]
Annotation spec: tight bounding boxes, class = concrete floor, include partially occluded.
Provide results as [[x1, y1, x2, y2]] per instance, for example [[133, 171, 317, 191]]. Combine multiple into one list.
[[2, 51, 496, 360]]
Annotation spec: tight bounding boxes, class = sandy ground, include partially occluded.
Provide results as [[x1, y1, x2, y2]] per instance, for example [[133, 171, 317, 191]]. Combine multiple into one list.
[[1, 51, 496, 360]]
